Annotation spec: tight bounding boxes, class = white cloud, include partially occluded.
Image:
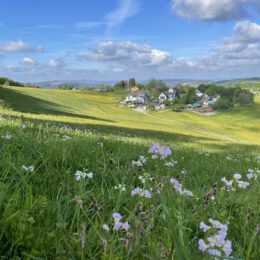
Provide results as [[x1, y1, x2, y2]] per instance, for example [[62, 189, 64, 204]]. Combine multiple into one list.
[[171, 0, 259, 21], [234, 20, 260, 41], [21, 57, 36, 66], [74, 22, 105, 29], [0, 39, 43, 52], [48, 59, 65, 68], [83, 41, 171, 68], [105, 0, 141, 28], [217, 21, 260, 60]]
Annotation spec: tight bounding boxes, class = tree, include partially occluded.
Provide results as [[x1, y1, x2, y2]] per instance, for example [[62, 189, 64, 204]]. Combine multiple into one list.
[[128, 78, 136, 88], [57, 84, 74, 90], [113, 80, 128, 91], [197, 84, 208, 93], [234, 92, 254, 106], [180, 87, 198, 104], [212, 98, 231, 110]]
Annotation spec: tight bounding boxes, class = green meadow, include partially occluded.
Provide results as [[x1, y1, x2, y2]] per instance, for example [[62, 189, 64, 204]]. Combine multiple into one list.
[[0, 85, 260, 259]]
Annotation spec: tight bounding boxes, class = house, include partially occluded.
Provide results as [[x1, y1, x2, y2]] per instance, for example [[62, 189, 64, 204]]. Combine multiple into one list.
[[158, 88, 179, 103], [159, 93, 167, 103], [124, 91, 150, 105], [196, 89, 203, 97], [131, 86, 140, 93], [201, 94, 220, 107], [155, 103, 165, 110]]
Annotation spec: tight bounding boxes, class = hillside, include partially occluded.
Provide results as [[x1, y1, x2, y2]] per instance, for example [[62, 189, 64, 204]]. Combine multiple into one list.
[[215, 78, 260, 91], [0, 85, 260, 259], [0, 85, 259, 146]]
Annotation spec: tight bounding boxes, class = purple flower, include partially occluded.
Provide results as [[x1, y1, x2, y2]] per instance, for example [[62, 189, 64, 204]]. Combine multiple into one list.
[[247, 173, 254, 180], [223, 240, 232, 256], [200, 222, 211, 232], [148, 143, 160, 153], [237, 181, 250, 189], [207, 249, 221, 256], [113, 221, 122, 231], [113, 213, 122, 221], [144, 190, 152, 198], [148, 143, 172, 160], [198, 239, 207, 252], [233, 173, 242, 180], [131, 187, 141, 196], [123, 222, 130, 231]]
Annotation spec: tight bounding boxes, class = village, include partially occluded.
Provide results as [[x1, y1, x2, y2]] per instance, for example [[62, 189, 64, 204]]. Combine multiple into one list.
[[123, 86, 221, 115]]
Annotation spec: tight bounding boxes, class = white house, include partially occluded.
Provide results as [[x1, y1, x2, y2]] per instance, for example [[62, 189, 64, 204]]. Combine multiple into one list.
[[201, 94, 220, 107], [159, 93, 167, 103], [125, 91, 150, 105], [196, 89, 203, 97]]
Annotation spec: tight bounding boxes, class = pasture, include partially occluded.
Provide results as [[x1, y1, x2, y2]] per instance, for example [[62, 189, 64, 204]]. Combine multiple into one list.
[[0, 86, 259, 259]]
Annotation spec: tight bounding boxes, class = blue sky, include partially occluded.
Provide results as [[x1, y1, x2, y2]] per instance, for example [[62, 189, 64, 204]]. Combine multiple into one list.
[[0, 0, 260, 82]]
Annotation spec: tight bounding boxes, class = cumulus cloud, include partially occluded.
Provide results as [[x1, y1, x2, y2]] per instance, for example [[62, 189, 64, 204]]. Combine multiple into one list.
[[234, 20, 260, 41], [0, 39, 43, 52], [218, 21, 260, 60], [21, 57, 36, 66], [81, 41, 171, 68], [171, 0, 259, 21]]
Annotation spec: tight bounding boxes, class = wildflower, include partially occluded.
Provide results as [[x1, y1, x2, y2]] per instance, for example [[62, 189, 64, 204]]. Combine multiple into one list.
[[75, 170, 93, 181], [223, 240, 232, 256], [112, 213, 122, 221], [20, 124, 27, 129], [221, 173, 250, 191], [198, 239, 207, 252], [198, 219, 232, 257], [114, 184, 126, 192], [237, 181, 250, 189], [170, 178, 193, 197], [247, 173, 254, 180], [164, 161, 177, 167], [86, 172, 93, 179], [62, 135, 71, 141], [233, 173, 242, 180], [132, 155, 147, 167], [112, 213, 130, 232], [200, 222, 211, 233], [131, 187, 152, 198], [148, 143, 172, 160], [2, 134, 12, 139], [102, 224, 110, 231], [22, 165, 34, 173]]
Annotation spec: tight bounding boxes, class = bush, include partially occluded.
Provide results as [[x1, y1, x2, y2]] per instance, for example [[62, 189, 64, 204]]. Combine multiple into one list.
[[212, 98, 231, 110]]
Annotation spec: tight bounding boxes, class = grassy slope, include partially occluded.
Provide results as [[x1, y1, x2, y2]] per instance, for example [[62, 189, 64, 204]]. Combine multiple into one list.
[[0, 86, 260, 259], [0, 86, 259, 146]]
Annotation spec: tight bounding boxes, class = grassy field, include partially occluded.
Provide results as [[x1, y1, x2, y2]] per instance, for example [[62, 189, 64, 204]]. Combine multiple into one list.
[[221, 80, 260, 91], [0, 86, 260, 259]]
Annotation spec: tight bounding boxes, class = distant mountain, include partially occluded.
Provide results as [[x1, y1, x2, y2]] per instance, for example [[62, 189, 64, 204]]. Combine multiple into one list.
[[29, 77, 260, 89], [33, 80, 116, 89]]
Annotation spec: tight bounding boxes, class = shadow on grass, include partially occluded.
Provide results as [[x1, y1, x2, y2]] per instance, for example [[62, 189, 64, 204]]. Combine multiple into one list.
[[0, 87, 114, 123], [5, 115, 260, 155]]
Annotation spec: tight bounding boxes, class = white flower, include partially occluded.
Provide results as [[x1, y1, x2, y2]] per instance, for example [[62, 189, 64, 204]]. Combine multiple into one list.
[[22, 165, 34, 173], [2, 134, 12, 139], [62, 135, 71, 141], [86, 172, 93, 179], [75, 170, 93, 181], [102, 224, 110, 231]]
